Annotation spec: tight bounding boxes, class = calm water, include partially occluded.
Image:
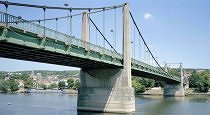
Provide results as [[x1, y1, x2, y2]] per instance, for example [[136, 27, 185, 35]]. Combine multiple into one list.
[[0, 93, 210, 115]]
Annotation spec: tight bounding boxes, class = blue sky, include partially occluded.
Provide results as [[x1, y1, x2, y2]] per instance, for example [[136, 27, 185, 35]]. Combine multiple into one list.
[[0, 0, 210, 71]]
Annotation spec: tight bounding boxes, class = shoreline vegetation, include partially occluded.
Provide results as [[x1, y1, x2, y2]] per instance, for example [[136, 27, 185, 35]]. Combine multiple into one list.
[[1, 69, 210, 96], [1, 87, 210, 97], [136, 88, 210, 96]]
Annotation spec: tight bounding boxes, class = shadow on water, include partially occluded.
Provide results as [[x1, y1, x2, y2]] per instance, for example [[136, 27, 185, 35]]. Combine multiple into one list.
[[77, 111, 134, 115], [135, 95, 185, 115]]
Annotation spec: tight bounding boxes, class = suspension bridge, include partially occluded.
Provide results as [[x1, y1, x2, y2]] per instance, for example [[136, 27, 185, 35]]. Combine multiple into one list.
[[0, 1, 184, 113]]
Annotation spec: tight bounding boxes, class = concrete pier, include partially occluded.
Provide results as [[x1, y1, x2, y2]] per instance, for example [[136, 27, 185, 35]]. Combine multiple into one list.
[[163, 63, 184, 96], [77, 3, 135, 113], [77, 68, 135, 113]]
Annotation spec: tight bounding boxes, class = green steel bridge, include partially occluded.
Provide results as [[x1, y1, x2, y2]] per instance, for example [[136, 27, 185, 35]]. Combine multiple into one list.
[[0, 11, 180, 83]]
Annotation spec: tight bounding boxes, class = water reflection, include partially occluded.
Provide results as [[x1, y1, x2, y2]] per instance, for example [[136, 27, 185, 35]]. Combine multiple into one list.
[[78, 111, 134, 115], [1, 94, 210, 115]]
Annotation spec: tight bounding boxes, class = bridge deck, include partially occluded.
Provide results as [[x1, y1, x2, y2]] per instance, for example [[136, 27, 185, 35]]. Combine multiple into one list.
[[0, 12, 180, 83]]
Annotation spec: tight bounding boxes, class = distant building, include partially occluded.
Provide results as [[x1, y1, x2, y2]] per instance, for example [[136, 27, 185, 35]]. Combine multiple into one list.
[[17, 80, 24, 87]]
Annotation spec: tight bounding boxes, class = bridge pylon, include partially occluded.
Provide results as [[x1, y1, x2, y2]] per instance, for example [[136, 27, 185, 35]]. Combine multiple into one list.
[[77, 3, 135, 113], [163, 63, 184, 96]]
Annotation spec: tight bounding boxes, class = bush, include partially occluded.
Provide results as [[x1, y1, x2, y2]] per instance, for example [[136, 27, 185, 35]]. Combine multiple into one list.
[[39, 83, 47, 90], [132, 77, 146, 93], [67, 78, 74, 88], [0, 80, 19, 92], [24, 78, 33, 89], [189, 71, 210, 92], [74, 79, 80, 90], [58, 81, 65, 89], [49, 83, 57, 89]]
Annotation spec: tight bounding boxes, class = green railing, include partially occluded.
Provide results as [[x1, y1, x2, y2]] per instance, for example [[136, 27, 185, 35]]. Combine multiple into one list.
[[0, 11, 122, 59], [0, 11, 180, 81]]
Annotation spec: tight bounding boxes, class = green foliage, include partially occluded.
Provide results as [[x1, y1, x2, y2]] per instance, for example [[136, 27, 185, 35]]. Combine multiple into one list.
[[58, 81, 65, 89], [0, 72, 6, 79], [39, 83, 47, 90], [0, 79, 19, 92], [0, 80, 9, 92], [11, 73, 30, 81], [132, 77, 146, 93], [24, 78, 33, 89], [139, 78, 155, 88], [168, 68, 180, 76], [67, 78, 74, 88], [154, 81, 164, 87], [189, 71, 199, 88], [74, 79, 80, 89], [32, 70, 79, 78], [49, 83, 57, 89], [8, 80, 19, 91], [189, 71, 210, 92]]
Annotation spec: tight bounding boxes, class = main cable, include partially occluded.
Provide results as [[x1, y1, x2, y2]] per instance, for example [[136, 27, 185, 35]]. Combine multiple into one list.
[[0, 1, 124, 11], [129, 11, 168, 74], [89, 17, 118, 54]]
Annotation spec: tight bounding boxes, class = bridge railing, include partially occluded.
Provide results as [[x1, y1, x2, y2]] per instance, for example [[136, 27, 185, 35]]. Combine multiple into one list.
[[132, 59, 180, 81], [0, 11, 122, 59]]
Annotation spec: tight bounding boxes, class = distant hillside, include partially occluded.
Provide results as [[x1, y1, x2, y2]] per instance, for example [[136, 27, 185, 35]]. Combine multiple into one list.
[[0, 70, 80, 79], [184, 68, 210, 73]]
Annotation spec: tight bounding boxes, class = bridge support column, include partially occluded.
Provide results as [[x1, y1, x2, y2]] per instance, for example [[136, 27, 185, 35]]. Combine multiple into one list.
[[77, 3, 135, 113], [77, 68, 135, 113], [81, 12, 89, 50], [163, 63, 184, 96]]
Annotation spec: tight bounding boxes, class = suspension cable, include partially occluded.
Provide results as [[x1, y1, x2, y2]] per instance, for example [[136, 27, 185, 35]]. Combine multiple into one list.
[[55, 18, 58, 32], [55, 18, 58, 39], [103, 8, 105, 48], [4, 1, 8, 27], [0, 1, 124, 11], [129, 11, 167, 74], [133, 23, 136, 58], [114, 6, 116, 49], [69, 9, 72, 36], [89, 17, 118, 54], [43, 7, 46, 38], [5, 11, 83, 24], [6, 5, 122, 24]]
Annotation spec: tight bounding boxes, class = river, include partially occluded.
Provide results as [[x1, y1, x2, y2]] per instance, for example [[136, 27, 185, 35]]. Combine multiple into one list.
[[0, 93, 210, 115]]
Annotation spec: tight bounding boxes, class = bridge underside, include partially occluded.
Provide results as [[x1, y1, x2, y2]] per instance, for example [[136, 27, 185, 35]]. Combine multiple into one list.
[[0, 41, 119, 69], [132, 69, 179, 83]]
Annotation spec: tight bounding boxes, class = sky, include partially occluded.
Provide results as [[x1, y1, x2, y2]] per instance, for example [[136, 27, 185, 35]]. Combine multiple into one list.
[[0, 0, 210, 71]]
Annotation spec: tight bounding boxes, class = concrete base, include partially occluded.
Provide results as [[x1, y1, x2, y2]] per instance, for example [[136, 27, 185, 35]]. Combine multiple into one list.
[[164, 82, 184, 96], [77, 68, 135, 113], [77, 87, 135, 113]]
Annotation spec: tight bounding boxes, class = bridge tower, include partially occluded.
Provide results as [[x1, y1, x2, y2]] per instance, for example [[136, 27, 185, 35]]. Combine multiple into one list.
[[163, 63, 184, 96], [77, 3, 135, 113]]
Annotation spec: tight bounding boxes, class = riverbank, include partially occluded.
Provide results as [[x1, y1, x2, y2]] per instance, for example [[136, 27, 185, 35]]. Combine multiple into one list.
[[185, 88, 210, 96], [137, 87, 210, 96], [0, 89, 78, 94]]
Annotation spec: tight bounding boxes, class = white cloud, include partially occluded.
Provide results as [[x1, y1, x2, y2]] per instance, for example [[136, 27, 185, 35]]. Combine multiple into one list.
[[144, 13, 153, 20]]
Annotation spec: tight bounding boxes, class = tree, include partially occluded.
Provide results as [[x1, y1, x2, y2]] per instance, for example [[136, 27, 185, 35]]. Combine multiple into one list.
[[0, 80, 9, 92], [49, 83, 57, 89], [154, 81, 164, 87], [189, 71, 199, 88], [67, 78, 74, 88], [0, 79, 19, 92], [0, 72, 5, 79], [74, 79, 80, 90], [139, 78, 155, 88], [24, 77, 33, 89], [132, 77, 146, 93], [39, 83, 47, 90], [8, 80, 19, 92], [58, 81, 65, 89], [189, 71, 210, 92]]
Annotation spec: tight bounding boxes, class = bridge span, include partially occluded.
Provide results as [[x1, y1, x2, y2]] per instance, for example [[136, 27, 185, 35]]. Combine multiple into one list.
[[0, 2, 184, 113]]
